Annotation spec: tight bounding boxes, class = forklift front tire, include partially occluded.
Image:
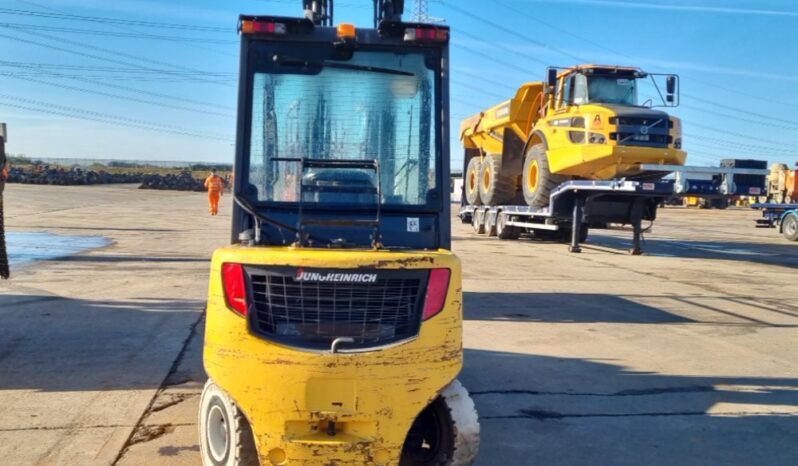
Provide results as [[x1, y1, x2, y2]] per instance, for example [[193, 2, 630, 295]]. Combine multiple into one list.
[[199, 380, 259, 466]]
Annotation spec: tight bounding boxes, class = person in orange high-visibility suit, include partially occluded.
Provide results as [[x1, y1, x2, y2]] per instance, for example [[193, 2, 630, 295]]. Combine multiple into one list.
[[204, 169, 225, 216]]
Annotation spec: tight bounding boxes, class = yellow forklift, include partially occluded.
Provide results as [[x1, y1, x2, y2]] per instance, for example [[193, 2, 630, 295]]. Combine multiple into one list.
[[200, 2, 480, 465]]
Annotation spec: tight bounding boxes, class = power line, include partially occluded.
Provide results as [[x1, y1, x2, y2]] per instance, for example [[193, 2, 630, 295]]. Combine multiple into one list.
[[0, 22, 238, 44], [451, 77, 508, 101], [38, 69, 235, 111], [441, 1, 585, 63], [15, 0, 237, 58], [2, 27, 235, 86], [682, 92, 798, 128], [0, 93, 232, 139], [0, 31, 232, 86], [0, 60, 234, 77], [484, 0, 798, 122], [0, 100, 232, 142], [0, 73, 234, 118], [0, 8, 231, 32]]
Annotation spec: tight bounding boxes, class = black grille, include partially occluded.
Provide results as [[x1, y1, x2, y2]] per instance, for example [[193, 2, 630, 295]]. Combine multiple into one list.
[[246, 267, 427, 351], [609, 115, 673, 148], [610, 132, 672, 148], [610, 117, 673, 129]]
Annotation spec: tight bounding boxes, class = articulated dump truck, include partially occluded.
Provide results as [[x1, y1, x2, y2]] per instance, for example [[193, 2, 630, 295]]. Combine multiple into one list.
[[460, 64, 688, 207]]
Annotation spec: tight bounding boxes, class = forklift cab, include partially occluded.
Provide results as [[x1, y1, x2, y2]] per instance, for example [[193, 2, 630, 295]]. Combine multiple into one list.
[[231, 15, 452, 251]]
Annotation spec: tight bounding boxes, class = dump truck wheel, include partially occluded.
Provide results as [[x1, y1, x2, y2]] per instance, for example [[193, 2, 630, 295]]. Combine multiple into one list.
[[199, 380, 258, 466], [401, 380, 480, 466], [478, 154, 516, 206], [464, 157, 482, 205], [783, 214, 798, 241], [496, 213, 521, 240], [522, 144, 566, 208]]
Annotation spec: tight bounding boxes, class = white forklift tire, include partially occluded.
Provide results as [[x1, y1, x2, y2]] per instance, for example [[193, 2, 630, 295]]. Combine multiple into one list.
[[199, 380, 259, 466], [401, 379, 481, 466], [443, 380, 481, 466]]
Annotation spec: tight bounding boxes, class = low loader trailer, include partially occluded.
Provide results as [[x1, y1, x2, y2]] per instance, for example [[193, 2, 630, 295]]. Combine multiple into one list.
[[461, 163, 769, 254]]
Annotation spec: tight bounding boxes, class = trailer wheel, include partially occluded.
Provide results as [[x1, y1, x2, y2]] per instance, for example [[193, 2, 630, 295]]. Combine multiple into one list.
[[522, 144, 566, 208], [464, 157, 482, 206], [496, 213, 521, 240], [485, 213, 498, 237], [478, 154, 516, 206], [401, 380, 480, 466], [471, 211, 485, 234], [199, 380, 259, 466], [783, 214, 798, 241]]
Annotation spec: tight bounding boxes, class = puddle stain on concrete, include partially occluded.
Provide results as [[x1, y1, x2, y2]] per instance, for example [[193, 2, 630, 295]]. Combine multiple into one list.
[[6, 232, 111, 265]]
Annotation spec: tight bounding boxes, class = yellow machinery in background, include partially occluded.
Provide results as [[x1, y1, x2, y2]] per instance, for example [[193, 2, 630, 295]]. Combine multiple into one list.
[[461, 65, 687, 207], [767, 163, 797, 204], [199, 2, 479, 466]]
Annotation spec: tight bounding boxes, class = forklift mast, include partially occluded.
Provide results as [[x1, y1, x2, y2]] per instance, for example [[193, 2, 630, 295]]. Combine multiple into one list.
[[302, 1, 404, 26]]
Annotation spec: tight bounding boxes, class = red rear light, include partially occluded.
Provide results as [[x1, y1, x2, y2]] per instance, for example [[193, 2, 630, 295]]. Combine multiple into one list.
[[222, 263, 248, 316], [241, 20, 287, 35], [422, 269, 451, 321], [404, 27, 449, 42]]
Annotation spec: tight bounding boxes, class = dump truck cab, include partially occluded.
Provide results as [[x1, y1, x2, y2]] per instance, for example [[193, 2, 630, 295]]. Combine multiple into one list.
[[461, 64, 687, 207], [541, 64, 686, 179], [200, 4, 479, 466]]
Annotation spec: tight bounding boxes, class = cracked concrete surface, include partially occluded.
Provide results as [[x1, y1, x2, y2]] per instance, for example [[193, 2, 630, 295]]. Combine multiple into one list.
[[1, 185, 797, 465]]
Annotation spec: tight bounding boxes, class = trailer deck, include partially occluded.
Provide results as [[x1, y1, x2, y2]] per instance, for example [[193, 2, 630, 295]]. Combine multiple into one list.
[[460, 164, 770, 254]]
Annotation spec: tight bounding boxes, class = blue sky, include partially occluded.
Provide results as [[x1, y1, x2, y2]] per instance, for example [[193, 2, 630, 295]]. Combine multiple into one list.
[[1, 0, 797, 169]]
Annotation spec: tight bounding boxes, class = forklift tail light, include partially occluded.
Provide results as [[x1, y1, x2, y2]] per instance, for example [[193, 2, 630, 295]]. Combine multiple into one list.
[[222, 263, 248, 316], [241, 20, 287, 35], [423, 269, 451, 321], [404, 27, 449, 42]]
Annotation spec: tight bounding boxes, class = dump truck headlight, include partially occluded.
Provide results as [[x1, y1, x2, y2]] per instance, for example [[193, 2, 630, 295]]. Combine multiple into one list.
[[674, 138, 683, 149], [588, 133, 606, 144]]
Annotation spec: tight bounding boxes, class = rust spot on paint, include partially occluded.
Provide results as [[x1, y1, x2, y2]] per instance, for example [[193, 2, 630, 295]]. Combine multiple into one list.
[[358, 256, 435, 269]]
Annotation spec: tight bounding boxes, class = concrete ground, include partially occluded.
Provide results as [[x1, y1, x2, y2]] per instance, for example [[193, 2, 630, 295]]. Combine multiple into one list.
[[1, 184, 796, 466]]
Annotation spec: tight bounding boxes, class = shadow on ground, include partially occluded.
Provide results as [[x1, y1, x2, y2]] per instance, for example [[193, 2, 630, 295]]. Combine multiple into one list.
[[0, 294, 203, 392], [464, 291, 695, 324], [586, 233, 798, 267], [463, 349, 798, 466]]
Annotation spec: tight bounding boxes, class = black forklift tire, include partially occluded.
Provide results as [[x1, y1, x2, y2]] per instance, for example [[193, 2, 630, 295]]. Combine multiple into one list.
[[783, 214, 798, 241], [464, 157, 482, 206], [496, 212, 521, 240], [478, 154, 516, 206], [522, 144, 566, 208], [400, 380, 480, 466], [199, 380, 259, 466]]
